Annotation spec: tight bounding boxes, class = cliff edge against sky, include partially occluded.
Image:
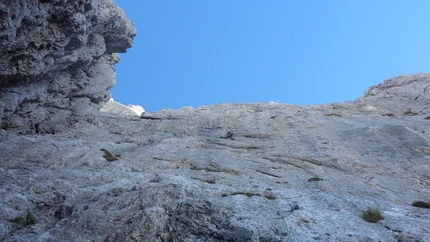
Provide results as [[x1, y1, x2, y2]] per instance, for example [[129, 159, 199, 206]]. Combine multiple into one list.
[[0, 0, 135, 134]]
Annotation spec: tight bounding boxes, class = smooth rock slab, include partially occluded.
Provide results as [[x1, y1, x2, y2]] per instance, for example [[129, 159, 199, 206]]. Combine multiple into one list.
[[1, 77, 430, 241]]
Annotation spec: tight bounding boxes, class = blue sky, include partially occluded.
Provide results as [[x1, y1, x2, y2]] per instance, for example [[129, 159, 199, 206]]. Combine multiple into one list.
[[111, 1, 430, 112]]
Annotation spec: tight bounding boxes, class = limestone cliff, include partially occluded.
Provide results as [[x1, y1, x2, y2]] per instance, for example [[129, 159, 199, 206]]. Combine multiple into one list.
[[1, 1, 430, 242], [361, 73, 430, 103], [1, 74, 430, 241], [0, 0, 136, 134]]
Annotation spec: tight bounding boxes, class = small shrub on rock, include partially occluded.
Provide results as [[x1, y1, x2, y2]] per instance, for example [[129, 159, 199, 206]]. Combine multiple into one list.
[[403, 109, 418, 116], [101, 148, 118, 161], [361, 208, 384, 223], [9, 212, 36, 229], [325, 113, 342, 117], [411, 201, 430, 209]]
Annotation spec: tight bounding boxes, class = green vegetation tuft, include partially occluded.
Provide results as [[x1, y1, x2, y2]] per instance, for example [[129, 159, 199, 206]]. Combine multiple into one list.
[[35, 188, 40, 194], [361, 208, 384, 223], [9, 212, 36, 228], [382, 113, 395, 117], [325, 113, 342, 117], [101, 148, 118, 161], [9, 216, 24, 224], [411, 201, 430, 209], [403, 109, 418, 116], [25, 212, 36, 226], [308, 177, 323, 182]]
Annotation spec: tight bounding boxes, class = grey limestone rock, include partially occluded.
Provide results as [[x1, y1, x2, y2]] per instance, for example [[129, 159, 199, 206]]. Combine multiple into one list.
[[1, 1, 430, 241], [355, 73, 430, 116], [359, 73, 430, 103], [0, 0, 136, 134], [1, 75, 430, 241]]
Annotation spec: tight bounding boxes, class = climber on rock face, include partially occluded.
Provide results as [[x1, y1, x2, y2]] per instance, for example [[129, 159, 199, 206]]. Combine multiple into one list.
[[220, 130, 235, 140]]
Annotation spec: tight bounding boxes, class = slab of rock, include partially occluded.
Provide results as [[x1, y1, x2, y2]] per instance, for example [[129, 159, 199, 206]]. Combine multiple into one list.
[[1, 75, 430, 241], [1, 1, 430, 241]]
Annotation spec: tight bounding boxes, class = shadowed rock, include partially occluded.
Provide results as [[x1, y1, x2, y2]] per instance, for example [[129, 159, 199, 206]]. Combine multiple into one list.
[[0, 0, 136, 134]]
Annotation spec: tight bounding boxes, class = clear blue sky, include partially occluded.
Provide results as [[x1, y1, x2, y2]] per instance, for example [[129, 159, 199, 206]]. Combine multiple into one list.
[[111, 0, 430, 112]]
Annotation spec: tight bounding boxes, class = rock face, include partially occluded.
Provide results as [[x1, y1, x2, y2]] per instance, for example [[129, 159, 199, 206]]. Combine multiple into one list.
[[1, 74, 430, 241], [1, 2, 430, 241], [0, 0, 136, 134], [360, 73, 430, 103]]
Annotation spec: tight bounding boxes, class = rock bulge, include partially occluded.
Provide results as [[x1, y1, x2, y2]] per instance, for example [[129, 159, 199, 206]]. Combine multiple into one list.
[[0, 0, 136, 134]]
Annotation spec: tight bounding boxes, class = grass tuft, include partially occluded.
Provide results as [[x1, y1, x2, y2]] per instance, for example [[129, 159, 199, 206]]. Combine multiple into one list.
[[25, 212, 36, 226], [308, 177, 323, 182], [325, 113, 342, 117], [361, 208, 384, 223], [101, 148, 118, 161], [382, 113, 395, 117], [9, 212, 36, 228], [411, 201, 430, 209], [403, 109, 418, 116], [9, 216, 24, 224]]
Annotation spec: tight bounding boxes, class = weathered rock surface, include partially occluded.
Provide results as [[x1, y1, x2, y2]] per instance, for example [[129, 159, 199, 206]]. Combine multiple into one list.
[[1, 74, 430, 241], [0, 0, 136, 134], [360, 73, 430, 103], [1, 1, 430, 241]]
